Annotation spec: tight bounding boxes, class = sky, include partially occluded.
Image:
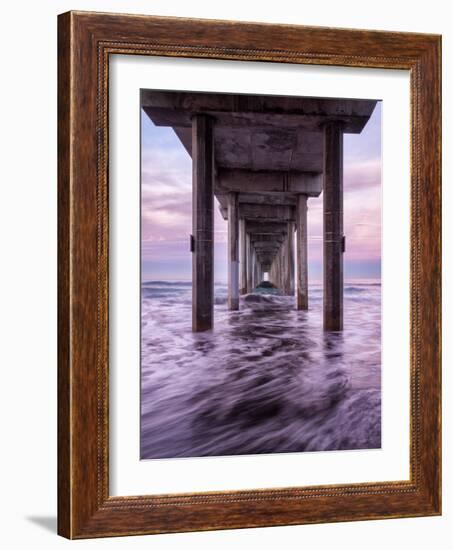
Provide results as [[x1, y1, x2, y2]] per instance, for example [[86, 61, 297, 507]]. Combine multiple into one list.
[[141, 100, 381, 283]]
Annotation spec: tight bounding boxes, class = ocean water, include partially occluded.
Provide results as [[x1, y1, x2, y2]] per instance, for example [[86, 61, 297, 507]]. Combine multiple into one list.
[[140, 281, 381, 459]]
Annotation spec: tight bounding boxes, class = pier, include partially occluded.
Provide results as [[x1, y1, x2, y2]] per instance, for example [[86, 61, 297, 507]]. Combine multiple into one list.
[[142, 91, 376, 332]]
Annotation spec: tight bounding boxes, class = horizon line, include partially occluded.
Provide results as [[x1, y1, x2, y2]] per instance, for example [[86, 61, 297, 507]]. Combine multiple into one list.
[[141, 277, 382, 284]]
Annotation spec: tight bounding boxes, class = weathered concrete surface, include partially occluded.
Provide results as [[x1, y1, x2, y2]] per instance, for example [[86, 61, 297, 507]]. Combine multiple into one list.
[[296, 194, 309, 310], [323, 122, 344, 331], [192, 114, 215, 332], [278, 224, 294, 295], [238, 204, 296, 223], [227, 193, 239, 310], [269, 246, 282, 291], [239, 219, 247, 295], [244, 222, 288, 235], [142, 91, 377, 133], [246, 234, 253, 293], [217, 170, 323, 196]]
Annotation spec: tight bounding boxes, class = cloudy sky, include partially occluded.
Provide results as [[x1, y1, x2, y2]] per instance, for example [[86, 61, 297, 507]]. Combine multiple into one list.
[[141, 100, 381, 283]]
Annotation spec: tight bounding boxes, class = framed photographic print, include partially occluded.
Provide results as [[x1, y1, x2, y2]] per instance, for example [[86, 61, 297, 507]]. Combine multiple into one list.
[[58, 11, 441, 539]]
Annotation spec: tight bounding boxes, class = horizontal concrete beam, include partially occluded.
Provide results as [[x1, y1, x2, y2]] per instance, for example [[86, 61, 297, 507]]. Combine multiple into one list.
[[141, 91, 377, 133], [255, 245, 281, 253], [217, 170, 322, 196], [219, 203, 296, 223], [256, 257, 279, 266], [145, 107, 373, 133], [216, 194, 297, 218], [246, 221, 288, 234], [252, 240, 283, 248], [239, 193, 297, 207], [250, 235, 285, 244], [174, 127, 322, 173], [254, 247, 281, 256], [256, 249, 278, 256], [240, 204, 296, 223]]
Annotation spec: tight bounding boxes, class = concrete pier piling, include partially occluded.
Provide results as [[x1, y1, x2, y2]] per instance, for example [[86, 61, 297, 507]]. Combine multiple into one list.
[[191, 114, 215, 332], [246, 233, 253, 293], [143, 91, 376, 331], [296, 194, 309, 310], [239, 219, 247, 295], [227, 192, 239, 310], [284, 222, 295, 295], [323, 121, 344, 331]]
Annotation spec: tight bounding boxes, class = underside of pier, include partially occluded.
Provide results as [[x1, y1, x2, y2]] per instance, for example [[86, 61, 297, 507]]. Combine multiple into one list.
[[143, 91, 376, 332]]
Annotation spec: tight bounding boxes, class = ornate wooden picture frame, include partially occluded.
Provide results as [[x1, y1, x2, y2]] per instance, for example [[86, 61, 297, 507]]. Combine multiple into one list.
[[58, 11, 441, 539]]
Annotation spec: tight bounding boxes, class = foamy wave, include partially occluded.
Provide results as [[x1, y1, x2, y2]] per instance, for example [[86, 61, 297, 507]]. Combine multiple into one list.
[[141, 282, 381, 458]]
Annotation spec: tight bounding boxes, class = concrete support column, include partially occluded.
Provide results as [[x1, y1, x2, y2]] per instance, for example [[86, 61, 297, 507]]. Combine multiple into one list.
[[269, 257, 276, 287], [228, 193, 239, 310], [246, 233, 253, 293], [277, 227, 294, 295], [251, 248, 257, 289], [296, 194, 309, 310], [252, 248, 261, 289], [239, 219, 247, 295], [192, 114, 214, 332], [273, 247, 283, 291], [286, 223, 295, 295], [254, 260, 262, 287], [272, 249, 279, 289], [323, 121, 344, 331]]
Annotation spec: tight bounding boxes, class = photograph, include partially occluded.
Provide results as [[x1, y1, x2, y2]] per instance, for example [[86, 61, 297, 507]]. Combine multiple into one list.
[[140, 90, 382, 459], [46, 6, 441, 541]]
